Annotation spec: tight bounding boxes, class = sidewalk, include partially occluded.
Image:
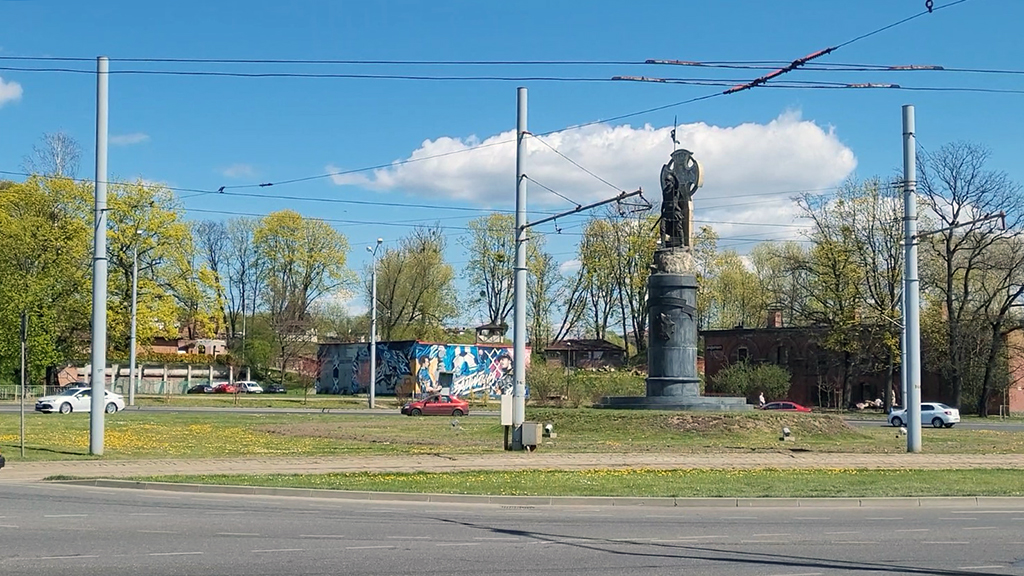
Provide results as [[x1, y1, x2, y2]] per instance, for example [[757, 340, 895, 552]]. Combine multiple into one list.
[[4, 451, 1024, 483]]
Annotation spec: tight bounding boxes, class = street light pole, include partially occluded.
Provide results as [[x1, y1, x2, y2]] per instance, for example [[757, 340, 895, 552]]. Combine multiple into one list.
[[128, 239, 139, 406], [367, 238, 383, 409]]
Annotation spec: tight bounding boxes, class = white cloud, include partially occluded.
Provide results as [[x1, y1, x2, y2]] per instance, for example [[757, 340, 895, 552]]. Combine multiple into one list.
[[559, 259, 582, 275], [221, 163, 257, 179], [0, 76, 23, 107], [330, 111, 855, 204], [110, 132, 150, 146]]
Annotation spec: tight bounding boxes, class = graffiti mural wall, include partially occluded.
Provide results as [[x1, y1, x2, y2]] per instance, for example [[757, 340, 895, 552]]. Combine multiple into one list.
[[316, 341, 529, 397]]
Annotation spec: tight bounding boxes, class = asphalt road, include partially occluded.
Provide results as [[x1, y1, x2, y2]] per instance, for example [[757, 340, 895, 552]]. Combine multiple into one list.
[[1, 484, 1023, 575]]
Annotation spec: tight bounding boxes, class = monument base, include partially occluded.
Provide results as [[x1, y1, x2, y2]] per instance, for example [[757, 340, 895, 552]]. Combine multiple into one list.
[[596, 394, 751, 411]]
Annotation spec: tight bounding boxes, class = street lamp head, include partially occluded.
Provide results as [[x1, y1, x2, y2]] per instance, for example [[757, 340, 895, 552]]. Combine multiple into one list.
[[366, 246, 372, 253], [376, 238, 383, 245]]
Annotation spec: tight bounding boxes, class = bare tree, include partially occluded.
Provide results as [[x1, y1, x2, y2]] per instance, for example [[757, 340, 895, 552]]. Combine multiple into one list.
[[22, 132, 82, 179], [194, 220, 230, 335], [918, 141, 1024, 412]]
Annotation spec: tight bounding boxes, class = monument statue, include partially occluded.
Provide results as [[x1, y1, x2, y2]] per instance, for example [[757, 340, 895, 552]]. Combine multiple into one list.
[[598, 147, 749, 412], [658, 149, 703, 250]]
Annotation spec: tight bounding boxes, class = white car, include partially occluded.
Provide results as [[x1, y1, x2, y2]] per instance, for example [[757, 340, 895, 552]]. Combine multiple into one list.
[[888, 402, 960, 428], [235, 381, 263, 394], [35, 387, 125, 414]]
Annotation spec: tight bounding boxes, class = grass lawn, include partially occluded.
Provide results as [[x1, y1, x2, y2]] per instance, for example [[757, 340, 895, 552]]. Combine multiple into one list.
[[129, 468, 1024, 498], [3, 408, 1024, 462]]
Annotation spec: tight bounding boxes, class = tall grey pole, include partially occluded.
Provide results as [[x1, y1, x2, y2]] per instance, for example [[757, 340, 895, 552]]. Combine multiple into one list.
[[128, 240, 138, 406], [368, 238, 382, 408], [900, 287, 907, 409], [512, 87, 528, 450], [902, 104, 922, 453], [89, 56, 109, 455], [20, 312, 26, 458]]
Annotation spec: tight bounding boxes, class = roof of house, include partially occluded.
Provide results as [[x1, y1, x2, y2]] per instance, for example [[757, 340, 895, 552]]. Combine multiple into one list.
[[545, 339, 624, 352]]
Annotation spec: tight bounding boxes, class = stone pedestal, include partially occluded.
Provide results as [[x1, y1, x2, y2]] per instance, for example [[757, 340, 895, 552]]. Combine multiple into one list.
[[598, 248, 750, 412]]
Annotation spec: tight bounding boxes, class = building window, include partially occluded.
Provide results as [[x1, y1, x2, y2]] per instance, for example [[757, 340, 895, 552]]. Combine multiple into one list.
[[737, 347, 749, 362], [777, 346, 788, 364]]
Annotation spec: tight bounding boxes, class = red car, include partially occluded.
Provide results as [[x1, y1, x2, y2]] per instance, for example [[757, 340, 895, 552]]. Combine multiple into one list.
[[760, 401, 812, 412], [401, 394, 468, 417], [212, 382, 238, 394]]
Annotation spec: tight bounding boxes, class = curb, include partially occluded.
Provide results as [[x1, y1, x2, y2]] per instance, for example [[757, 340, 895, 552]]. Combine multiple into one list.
[[55, 479, 1024, 508]]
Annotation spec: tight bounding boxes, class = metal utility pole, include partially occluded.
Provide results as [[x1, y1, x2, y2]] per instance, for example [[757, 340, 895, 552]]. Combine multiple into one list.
[[367, 238, 383, 408], [511, 87, 528, 450], [902, 104, 922, 453], [128, 238, 139, 406], [89, 56, 109, 455], [20, 312, 27, 457], [900, 287, 908, 409]]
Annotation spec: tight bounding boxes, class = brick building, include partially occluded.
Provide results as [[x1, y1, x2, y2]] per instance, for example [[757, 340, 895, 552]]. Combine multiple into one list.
[[701, 311, 946, 409]]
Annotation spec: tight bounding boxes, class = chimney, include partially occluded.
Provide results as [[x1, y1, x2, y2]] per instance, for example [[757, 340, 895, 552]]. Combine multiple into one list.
[[767, 309, 783, 328]]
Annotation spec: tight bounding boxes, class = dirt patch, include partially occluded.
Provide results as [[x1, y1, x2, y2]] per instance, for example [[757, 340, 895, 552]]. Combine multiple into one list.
[[664, 413, 855, 436]]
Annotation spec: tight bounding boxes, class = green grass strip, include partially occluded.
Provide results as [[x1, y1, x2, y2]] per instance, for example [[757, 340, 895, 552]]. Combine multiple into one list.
[[132, 468, 1024, 498]]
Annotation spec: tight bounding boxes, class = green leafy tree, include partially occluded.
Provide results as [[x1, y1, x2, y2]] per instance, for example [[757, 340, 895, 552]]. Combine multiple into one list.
[[0, 176, 92, 384], [711, 361, 792, 402], [373, 226, 456, 341], [462, 213, 515, 328], [254, 210, 352, 383]]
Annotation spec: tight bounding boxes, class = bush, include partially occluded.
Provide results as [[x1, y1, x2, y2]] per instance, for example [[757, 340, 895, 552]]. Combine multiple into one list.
[[711, 362, 791, 402], [526, 360, 566, 404]]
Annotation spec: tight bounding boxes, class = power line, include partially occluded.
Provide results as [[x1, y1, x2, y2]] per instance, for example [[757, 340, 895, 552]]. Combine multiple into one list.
[[523, 175, 580, 208], [835, 0, 972, 49], [528, 133, 625, 193]]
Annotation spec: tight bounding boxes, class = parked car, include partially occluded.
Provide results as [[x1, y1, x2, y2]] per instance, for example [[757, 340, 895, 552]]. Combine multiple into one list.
[[35, 387, 125, 414], [264, 383, 286, 394], [235, 381, 264, 394], [759, 401, 812, 412], [889, 403, 960, 428], [401, 394, 469, 417], [186, 384, 214, 394], [211, 382, 238, 394]]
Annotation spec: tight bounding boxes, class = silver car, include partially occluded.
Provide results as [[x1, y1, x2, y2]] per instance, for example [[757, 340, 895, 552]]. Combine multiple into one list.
[[888, 403, 960, 428]]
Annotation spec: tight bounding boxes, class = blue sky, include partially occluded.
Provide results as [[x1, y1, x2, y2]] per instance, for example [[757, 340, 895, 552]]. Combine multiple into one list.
[[2, 0, 1022, 320]]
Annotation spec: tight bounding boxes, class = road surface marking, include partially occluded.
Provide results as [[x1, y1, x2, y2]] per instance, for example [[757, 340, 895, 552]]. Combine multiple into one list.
[[963, 526, 997, 530], [675, 535, 726, 540], [951, 511, 1017, 514], [723, 516, 758, 520], [44, 514, 86, 518], [474, 537, 520, 540], [217, 532, 260, 536], [834, 541, 878, 544], [865, 517, 902, 520], [252, 548, 304, 553], [138, 530, 177, 534], [38, 555, 99, 560], [207, 511, 245, 515], [895, 529, 929, 532], [388, 536, 430, 539], [825, 531, 859, 535], [923, 541, 969, 544], [754, 533, 791, 537], [795, 517, 829, 520], [346, 545, 396, 550], [300, 534, 345, 538], [741, 540, 783, 544], [0, 525, 19, 528], [958, 566, 1003, 570], [149, 552, 203, 556], [941, 517, 976, 521], [436, 542, 480, 547], [129, 513, 167, 516]]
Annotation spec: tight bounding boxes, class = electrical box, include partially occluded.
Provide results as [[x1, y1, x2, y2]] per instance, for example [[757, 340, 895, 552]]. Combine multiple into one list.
[[500, 394, 513, 426], [522, 421, 542, 448]]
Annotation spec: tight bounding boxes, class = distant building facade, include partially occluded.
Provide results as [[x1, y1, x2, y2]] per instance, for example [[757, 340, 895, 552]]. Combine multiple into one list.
[[544, 339, 626, 369]]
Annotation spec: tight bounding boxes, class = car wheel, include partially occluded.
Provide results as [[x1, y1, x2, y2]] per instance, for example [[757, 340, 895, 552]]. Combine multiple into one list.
[[891, 416, 903, 428], [932, 417, 944, 428], [452, 409, 464, 417], [105, 402, 117, 414], [410, 408, 422, 416], [59, 402, 72, 414]]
